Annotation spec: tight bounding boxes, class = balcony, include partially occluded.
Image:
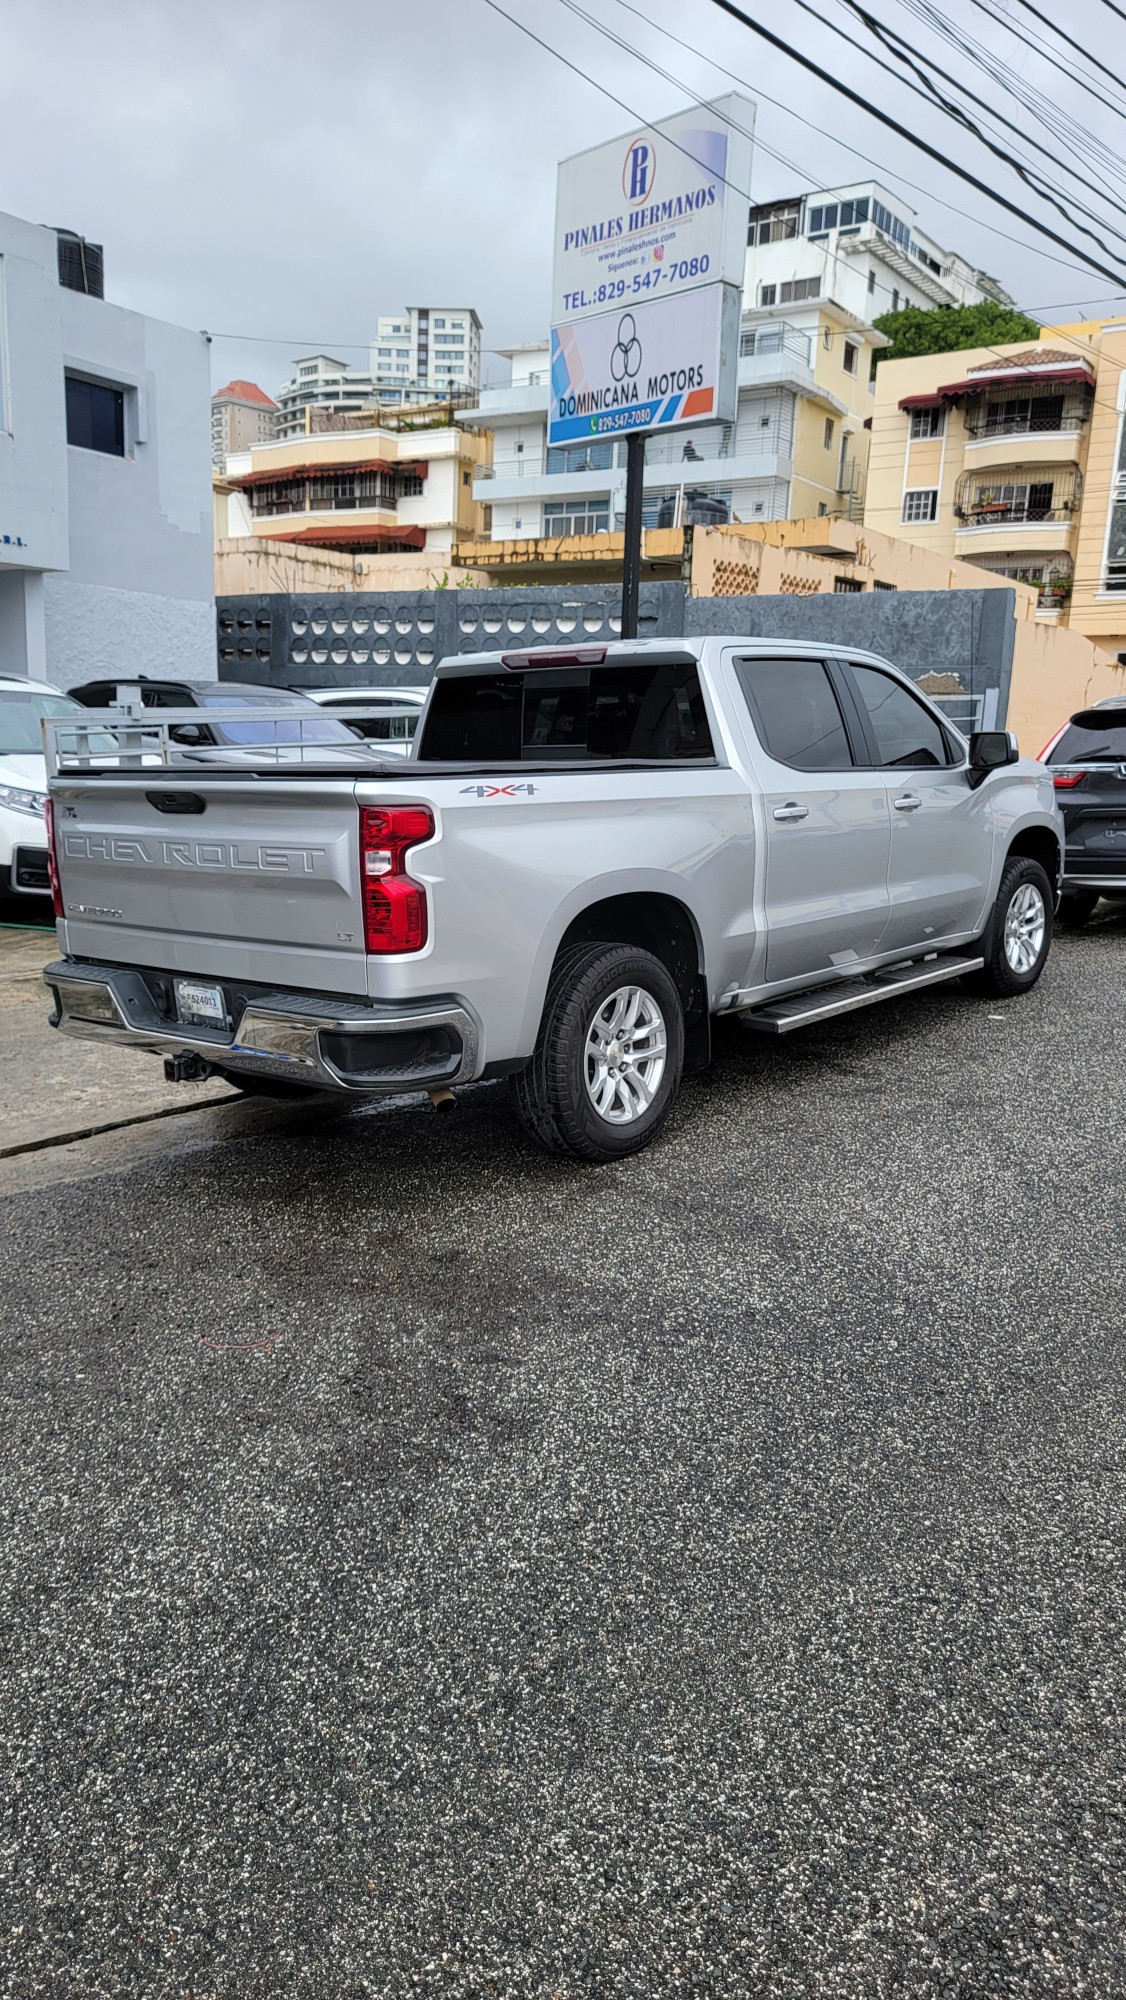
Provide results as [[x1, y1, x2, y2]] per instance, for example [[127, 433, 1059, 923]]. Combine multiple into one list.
[[475, 434, 794, 509], [963, 386, 1092, 440], [954, 465, 1081, 538], [967, 553, 1074, 613], [737, 320, 820, 399]]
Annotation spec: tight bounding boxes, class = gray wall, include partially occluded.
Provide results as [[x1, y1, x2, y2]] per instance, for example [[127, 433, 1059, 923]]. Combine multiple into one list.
[[217, 582, 1016, 725]]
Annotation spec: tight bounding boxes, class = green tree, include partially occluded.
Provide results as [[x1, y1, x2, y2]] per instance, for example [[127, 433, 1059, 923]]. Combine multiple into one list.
[[872, 301, 1042, 369]]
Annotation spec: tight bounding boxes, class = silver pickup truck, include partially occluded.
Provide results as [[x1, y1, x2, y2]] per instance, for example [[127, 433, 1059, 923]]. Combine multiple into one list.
[[42, 638, 1062, 1163]]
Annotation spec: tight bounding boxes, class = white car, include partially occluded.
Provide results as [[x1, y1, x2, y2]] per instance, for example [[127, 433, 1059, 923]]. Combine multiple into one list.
[[302, 684, 428, 755], [0, 675, 83, 896]]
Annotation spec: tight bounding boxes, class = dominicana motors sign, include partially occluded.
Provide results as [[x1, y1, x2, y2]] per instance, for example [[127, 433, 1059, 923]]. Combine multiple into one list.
[[550, 287, 741, 446], [549, 94, 753, 446]]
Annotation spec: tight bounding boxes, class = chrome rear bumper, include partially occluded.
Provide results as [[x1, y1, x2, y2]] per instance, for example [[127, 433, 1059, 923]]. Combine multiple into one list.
[[43, 958, 480, 1093]]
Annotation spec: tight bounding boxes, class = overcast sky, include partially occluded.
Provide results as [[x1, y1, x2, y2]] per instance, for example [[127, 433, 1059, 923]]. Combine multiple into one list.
[[3, 0, 1124, 396]]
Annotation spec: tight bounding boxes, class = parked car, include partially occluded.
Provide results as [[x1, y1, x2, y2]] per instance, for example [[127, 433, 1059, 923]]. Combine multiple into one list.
[[301, 685, 428, 754], [1039, 697, 1126, 922], [67, 677, 370, 762], [0, 675, 113, 897], [42, 639, 1062, 1163]]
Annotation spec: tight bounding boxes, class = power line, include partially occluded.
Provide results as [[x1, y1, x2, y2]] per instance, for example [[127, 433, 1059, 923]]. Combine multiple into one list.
[[969, 0, 1126, 129], [608, 0, 1121, 285], [890, 0, 1126, 208], [1007, 0, 1126, 104], [703, 0, 1126, 286], [802, 0, 1126, 260]]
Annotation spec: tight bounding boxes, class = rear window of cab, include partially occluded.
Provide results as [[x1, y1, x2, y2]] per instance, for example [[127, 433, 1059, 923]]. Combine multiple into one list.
[[420, 661, 714, 762]]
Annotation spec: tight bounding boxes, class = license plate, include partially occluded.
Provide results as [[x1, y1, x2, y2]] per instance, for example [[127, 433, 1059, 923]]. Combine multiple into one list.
[[175, 978, 226, 1026]]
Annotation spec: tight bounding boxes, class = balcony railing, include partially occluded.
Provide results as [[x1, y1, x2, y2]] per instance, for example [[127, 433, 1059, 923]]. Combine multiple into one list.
[[963, 387, 1092, 441], [249, 475, 399, 516], [479, 429, 794, 481], [954, 464, 1081, 526], [738, 322, 812, 366]]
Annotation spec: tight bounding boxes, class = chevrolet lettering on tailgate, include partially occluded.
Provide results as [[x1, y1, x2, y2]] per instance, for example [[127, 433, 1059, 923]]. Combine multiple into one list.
[[61, 834, 329, 873]]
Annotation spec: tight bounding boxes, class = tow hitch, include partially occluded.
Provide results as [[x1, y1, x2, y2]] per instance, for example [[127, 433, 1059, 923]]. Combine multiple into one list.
[[163, 1052, 214, 1084]]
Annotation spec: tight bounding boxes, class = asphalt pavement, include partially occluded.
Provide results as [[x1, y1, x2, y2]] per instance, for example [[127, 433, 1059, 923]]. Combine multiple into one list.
[[1, 914, 1124, 1998]]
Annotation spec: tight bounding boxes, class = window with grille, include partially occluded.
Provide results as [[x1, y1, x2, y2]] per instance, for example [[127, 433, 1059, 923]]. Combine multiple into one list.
[[909, 406, 945, 439], [902, 488, 938, 523]]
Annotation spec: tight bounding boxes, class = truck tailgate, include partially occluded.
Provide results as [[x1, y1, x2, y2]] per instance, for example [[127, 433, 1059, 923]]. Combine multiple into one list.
[[52, 773, 372, 994]]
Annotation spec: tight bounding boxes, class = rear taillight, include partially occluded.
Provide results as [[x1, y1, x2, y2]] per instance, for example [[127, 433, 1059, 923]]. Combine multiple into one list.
[[359, 804, 433, 954], [1037, 726, 1066, 762], [43, 798, 65, 917], [1052, 771, 1085, 790]]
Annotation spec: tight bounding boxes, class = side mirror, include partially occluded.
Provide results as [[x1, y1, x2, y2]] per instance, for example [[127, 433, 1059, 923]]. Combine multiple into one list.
[[169, 722, 206, 746], [968, 729, 1019, 788]]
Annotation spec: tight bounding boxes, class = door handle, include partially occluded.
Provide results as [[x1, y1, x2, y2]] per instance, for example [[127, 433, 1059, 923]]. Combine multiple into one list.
[[772, 802, 809, 822], [893, 793, 921, 812]]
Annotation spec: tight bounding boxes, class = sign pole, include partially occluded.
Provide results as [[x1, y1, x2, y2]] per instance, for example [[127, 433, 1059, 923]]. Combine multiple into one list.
[[621, 430, 647, 641]]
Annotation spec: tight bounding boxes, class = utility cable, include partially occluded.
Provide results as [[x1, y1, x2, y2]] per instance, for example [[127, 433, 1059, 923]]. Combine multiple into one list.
[[968, 0, 1126, 129], [701, 0, 1126, 286], [608, 0, 1120, 285], [800, 0, 1126, 260], [891, 0, 1126, 205], [1007, 0, 1126, 104]]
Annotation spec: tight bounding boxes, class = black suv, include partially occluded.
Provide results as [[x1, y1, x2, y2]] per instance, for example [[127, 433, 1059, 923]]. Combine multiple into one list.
[[1041, 698, 1126, 922]]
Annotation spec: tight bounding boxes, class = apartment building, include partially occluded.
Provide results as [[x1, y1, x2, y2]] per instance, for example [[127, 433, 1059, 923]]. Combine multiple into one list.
[[465, 302, 884, 550], [275, 309, 483, 440], [210, 379, 278, 466], [220, 416, 490, 557], [371, 308, 481, 398], [0, 208, 213, 688], [863, 322, 1126, 656], [746, 182, 1013, 327], [460, 178, 1016, 558]]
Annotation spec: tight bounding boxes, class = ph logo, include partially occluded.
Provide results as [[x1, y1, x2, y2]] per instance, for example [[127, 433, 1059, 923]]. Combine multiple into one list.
[[622, 137, 656, 205]]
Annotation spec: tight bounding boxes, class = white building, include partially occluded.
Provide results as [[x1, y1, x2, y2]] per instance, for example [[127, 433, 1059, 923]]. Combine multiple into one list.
[[275, 308, 483, 441], [371, 307, 482, 399], [465, 179, 1015, 545], [745, 182, 1014, 322], [0, 208, 214, 689]]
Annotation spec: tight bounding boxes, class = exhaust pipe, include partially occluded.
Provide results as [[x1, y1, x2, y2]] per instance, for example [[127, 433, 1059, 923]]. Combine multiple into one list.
[[427, 1085, 456, 1113]]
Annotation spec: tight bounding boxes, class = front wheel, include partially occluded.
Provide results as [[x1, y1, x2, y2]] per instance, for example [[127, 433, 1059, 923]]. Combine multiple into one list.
[[513, 943, 685, 1162], [970, 856, 1054, 997]]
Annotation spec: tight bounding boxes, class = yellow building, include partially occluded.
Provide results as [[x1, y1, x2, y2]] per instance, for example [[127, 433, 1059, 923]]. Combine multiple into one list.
[[863, 323, 1126, 659]]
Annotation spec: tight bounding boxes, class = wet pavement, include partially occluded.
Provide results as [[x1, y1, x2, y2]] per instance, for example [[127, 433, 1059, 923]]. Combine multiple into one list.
[[0, 911, 1124, 1996]]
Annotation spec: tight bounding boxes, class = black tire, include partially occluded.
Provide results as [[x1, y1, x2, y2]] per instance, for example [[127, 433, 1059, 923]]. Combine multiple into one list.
[[969, 855, 1054, 997], [513, 943, 685, 1163], [1058, 889, 1099, 927]]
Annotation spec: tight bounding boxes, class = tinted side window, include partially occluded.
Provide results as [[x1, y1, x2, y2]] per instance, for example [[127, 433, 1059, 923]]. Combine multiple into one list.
[[736, 656, 854, 770], [849, 664, 950, 769]]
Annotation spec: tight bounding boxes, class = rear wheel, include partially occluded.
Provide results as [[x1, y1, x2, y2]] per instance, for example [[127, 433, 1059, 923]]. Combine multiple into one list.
[[513, 943, 685, 1163], [1058, 889, 1099, 927], [970, 855, 1054, 997]]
